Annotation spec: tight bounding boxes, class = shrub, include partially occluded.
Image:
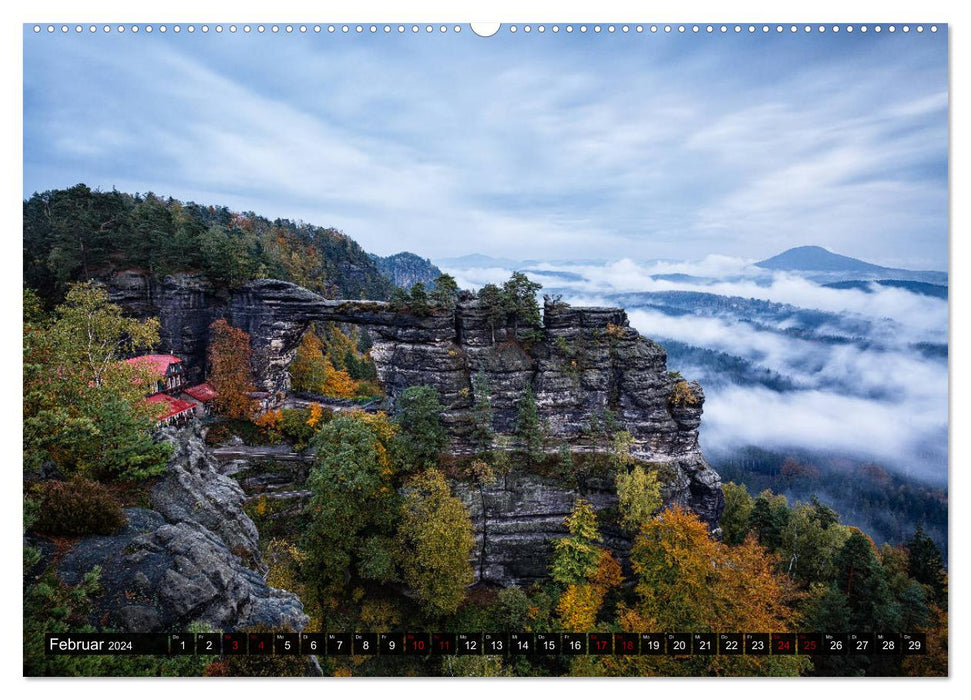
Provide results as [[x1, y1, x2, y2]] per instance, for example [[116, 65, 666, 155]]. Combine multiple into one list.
[[669, 380, 699, 407], [32, 478, 127, 536]]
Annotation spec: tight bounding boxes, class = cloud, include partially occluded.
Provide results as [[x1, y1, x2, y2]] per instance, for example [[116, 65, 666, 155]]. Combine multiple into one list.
[[443, 257, 946, 481], [23, 28, 947, 266]]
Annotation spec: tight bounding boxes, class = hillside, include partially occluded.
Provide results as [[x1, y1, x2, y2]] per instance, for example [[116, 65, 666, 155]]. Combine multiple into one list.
[[370, 251, 442, 288], [23, 184, 395, 305]]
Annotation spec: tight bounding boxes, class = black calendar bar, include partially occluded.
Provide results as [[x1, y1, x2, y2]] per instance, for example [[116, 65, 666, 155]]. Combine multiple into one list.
[[42, 631, 928, 655]]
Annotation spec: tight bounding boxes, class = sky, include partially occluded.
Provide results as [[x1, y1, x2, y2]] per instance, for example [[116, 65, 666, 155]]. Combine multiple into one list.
[[23, 25, 948, 268]]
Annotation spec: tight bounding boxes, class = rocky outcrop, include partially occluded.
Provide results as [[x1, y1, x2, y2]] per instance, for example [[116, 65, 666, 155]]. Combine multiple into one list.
[[55, 426, 309, 633], [109, 273, 724, 531], [150, 427, 263, 572]]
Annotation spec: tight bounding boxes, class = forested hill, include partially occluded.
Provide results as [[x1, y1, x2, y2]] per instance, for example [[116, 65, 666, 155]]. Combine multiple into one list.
[[23, 184, 395, 306], [370, 251, 442, 289]]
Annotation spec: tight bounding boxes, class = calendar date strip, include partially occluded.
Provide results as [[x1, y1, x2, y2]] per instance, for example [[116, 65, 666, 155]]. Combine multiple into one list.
[[45, 631, 927, 656]]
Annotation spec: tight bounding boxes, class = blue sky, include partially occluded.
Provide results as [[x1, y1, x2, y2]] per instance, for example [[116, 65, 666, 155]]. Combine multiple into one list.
[[23, 25, 948, 268]]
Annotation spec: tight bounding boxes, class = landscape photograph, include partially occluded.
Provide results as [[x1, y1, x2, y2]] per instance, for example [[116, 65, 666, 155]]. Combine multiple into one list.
[[22, 22, 947, 678]]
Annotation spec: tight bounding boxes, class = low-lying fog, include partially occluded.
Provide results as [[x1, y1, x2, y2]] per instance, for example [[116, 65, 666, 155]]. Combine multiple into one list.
[[444, 256, 948, 485]]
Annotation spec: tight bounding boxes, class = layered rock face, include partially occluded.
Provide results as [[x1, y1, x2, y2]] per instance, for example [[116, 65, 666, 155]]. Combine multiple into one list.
[[55, 427, 309, 633], [109, 272, 724, 585]]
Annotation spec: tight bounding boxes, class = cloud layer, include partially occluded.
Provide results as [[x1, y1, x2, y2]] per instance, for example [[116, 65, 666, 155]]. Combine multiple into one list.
[[443, 258, 948, 483]]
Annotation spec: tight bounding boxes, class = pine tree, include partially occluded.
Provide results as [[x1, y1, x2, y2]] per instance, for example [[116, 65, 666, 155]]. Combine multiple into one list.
[[407, 282, 432, 317], [430, 273, 460, 310], [515, 385, 544, 464], [470, 372, 495, 453], [393, 385, 448, 470], [906, 525, 947, 607], [478, 283, 505, 344]]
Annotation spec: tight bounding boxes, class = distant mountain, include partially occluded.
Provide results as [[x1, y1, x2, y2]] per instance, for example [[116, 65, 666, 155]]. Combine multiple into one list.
[[756, 246, 947, 285], [823, 279, 948, 300], [370, 252, 442, 289], [757, 246, 888, 273]]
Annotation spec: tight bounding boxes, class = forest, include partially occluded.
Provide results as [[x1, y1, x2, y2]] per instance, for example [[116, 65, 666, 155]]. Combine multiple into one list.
[[23, 184, 395, 306]]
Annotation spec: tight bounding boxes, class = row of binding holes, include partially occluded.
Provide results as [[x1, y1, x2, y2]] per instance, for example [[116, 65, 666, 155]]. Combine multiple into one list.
[[32, 24, 941, 34]]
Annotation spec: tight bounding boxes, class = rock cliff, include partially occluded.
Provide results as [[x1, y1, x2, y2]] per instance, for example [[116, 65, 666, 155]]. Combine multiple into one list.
[[110, 272, 724, 546], [54, 427, 309, 633]]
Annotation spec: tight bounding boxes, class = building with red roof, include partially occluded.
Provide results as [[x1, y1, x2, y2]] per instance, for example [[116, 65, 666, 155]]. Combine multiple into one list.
[[184, 383, 218, 403], [125, 354, 186, 395], [146, 393, 197, 426]]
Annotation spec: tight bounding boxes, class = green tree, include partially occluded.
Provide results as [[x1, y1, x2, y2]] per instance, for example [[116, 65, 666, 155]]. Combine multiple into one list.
[[615, 465, 662, 533], [198, 225, 256, 288], [748, 490, 790, 551], [502, 272, 542, 334], [389, 287, 410, 312], [393, 385, 448, 471], [834, 531, 901, 631], [303, 413, 400, 605], [719, 482, 754, 546], [777, 503, 851, 586], [515, 385, 544, 465], [407, 282, 432, 317], [396, 469, 475, 617], [470, 372, 495, 453], [906, 525, 947, 607], [430, 273, 460, 310], [23, 282, 170, 479], [478, 283, 505, 344]]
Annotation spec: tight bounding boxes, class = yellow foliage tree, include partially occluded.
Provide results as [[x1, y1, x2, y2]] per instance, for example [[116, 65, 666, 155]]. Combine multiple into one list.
[[321, 357, 358, 398]]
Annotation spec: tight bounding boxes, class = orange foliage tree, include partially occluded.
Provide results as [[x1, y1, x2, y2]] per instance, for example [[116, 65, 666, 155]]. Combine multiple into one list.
[[208, 319, 256, 419], [605, 507, 809, 676]]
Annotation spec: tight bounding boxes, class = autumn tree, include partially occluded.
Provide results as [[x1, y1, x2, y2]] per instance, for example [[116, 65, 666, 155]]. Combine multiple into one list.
[[396, 469, 475, 617], [615, 465, 662, 533], [207, 319, 256, 419], [320, 357, 357, 398], [23, 282, 171, 480], [393, 385, 448, 471], [289, 329, 329, 393], [552, 499, 623, 632], [551, 499, 603, 585], [609, 507, 807, 676]]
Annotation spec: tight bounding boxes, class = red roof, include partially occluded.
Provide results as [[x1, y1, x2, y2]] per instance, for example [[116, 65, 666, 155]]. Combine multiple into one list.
[[125, 354, 183, 377], [146, 393, 196, 421], [184, 383, 218, 402]]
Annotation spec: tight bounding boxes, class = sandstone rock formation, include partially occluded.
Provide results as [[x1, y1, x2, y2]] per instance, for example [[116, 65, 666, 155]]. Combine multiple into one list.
[[55, 426, 309, 633], [110, 272, 724, 549]]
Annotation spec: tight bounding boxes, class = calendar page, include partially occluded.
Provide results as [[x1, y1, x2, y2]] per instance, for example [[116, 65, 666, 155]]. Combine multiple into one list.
[[22, 19, 948, 679]]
